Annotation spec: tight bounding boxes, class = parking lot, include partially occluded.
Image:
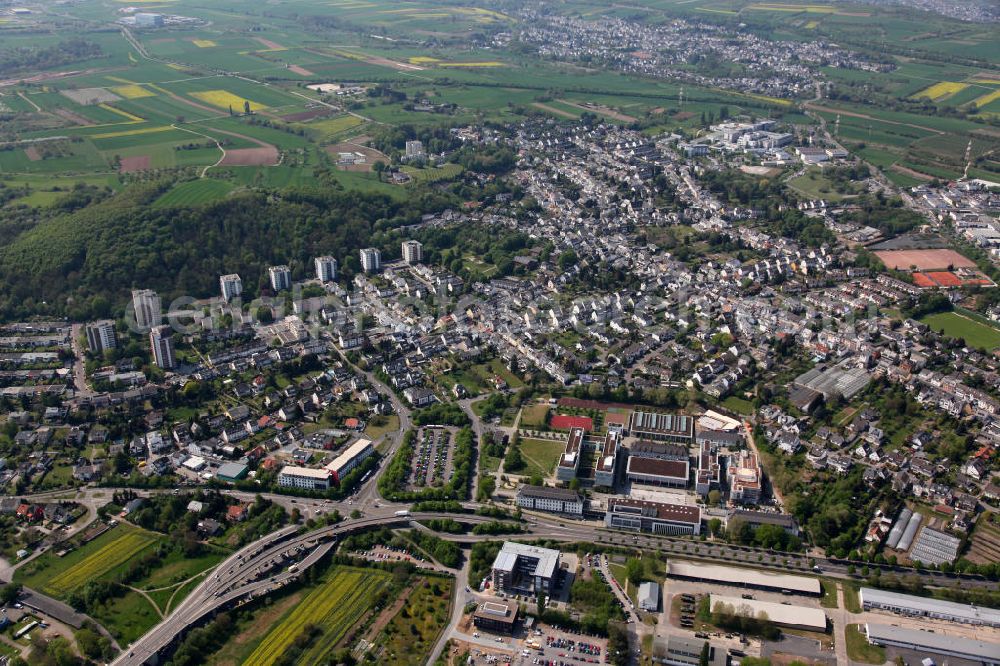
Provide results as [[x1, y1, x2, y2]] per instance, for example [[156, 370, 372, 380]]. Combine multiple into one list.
[[511, 624, 608, 666], [407, 427, 456, 490]]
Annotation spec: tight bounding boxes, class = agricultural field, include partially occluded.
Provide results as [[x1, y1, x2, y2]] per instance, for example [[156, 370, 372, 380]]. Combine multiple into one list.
[[966, 514, 1000, 565], [14, 523, 161, 595], [244, 566, 391, 666]]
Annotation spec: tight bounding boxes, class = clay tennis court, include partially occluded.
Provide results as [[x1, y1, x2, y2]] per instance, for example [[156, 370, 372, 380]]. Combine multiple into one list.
[[873, 248, 976, 271]]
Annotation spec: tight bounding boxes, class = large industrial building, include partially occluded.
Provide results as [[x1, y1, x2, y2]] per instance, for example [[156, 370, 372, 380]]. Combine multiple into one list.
[[626, 440, 690, 487], [859, 588, 1000, 627], [709, 594, 827, 631], [865, 624, 1000, 665], [491, 542, 561, 596], [667, 561, 821, 596], [605, 497, 701, 535], [626, 456, 689, 487], [652, 636, 728, 666], [516, 485, 584, 515], [628, 411, 694, 444]]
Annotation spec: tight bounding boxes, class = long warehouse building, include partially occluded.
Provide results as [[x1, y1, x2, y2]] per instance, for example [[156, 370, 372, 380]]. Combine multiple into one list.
[[865, 624, 1000, 666], [709, 595, 827, 632], [667, 561, 821, 596], [860, 587, 1000, 627]]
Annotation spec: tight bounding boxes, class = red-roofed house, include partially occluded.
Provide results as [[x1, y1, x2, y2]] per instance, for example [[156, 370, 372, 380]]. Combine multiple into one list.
[[226, 504, 249, 522]]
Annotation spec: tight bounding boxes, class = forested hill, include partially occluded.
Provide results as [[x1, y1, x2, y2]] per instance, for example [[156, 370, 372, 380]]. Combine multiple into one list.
[[0, 182, 453, 321]]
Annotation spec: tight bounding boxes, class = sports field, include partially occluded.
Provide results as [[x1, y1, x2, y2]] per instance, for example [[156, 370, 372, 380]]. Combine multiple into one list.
[[919, 311, 1000, 350], [873, 248, 976, 271]]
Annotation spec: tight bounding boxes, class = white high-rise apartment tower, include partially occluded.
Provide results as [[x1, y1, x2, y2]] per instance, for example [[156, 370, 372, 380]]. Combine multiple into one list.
[[131, 289, 161, 331], [402, 240, 423, 264], [315, 256, 338, 282], [149, 325, 176, 369], [360, 248, 381, 273], [268, 265, 291, 292], [220, 274, 243, 301]]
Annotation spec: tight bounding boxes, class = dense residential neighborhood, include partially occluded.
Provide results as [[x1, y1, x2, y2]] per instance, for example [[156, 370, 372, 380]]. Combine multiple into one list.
[[0, 0, 998, 663]]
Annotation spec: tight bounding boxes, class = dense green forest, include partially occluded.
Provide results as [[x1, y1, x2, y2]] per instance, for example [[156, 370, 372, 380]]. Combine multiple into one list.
[[0, 182, 454, 320], [0, 39, 103, 77]]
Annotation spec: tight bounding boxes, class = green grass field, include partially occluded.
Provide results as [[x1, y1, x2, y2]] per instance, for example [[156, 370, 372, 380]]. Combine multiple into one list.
[[518, 438, 566, 477], [721, 396, 754, 415], [919, 311, 1000, 350], [153, 179, 235, 208], [845, 624, 885, 664]]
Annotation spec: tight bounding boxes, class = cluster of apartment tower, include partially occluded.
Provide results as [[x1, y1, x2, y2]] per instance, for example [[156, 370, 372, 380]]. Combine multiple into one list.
[[88, 242, 424, 370]]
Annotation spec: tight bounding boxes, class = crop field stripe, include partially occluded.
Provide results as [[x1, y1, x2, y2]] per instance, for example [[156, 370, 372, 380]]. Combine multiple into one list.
[[299, 574, 391, 664], [973, 89, 1000, 108], [244, 569, 389, 666], [911, 81, 968, 101], [97, 104, 145, 122], [91, 125, 173, 139], [245, 570, 368, 663], [44, 532, 157, 593]]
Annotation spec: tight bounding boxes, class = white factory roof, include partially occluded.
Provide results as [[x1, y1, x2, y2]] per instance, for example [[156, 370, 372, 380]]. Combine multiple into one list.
[[668, 561, 821, 595], [492, 541, 560, 579], [866, 623, 1000, 662], [860, 587, 1000, 626], [710, 594, 827, 630]]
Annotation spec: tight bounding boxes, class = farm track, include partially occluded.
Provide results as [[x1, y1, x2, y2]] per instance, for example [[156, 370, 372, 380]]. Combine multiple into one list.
[[804, 102, 947, 135]]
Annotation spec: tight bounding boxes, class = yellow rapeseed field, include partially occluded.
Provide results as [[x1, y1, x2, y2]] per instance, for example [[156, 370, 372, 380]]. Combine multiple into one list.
[[973, 89, 1000, 108], [192, 39, 217, 48], [92, 125, 173, 139], [912, 81, 968, 100], [44, 532, 157, 594], [98, 103, 145, 122], [437, 61, 504, 68], [190, 90, 266, 111], [111, 84, 156, 99]]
